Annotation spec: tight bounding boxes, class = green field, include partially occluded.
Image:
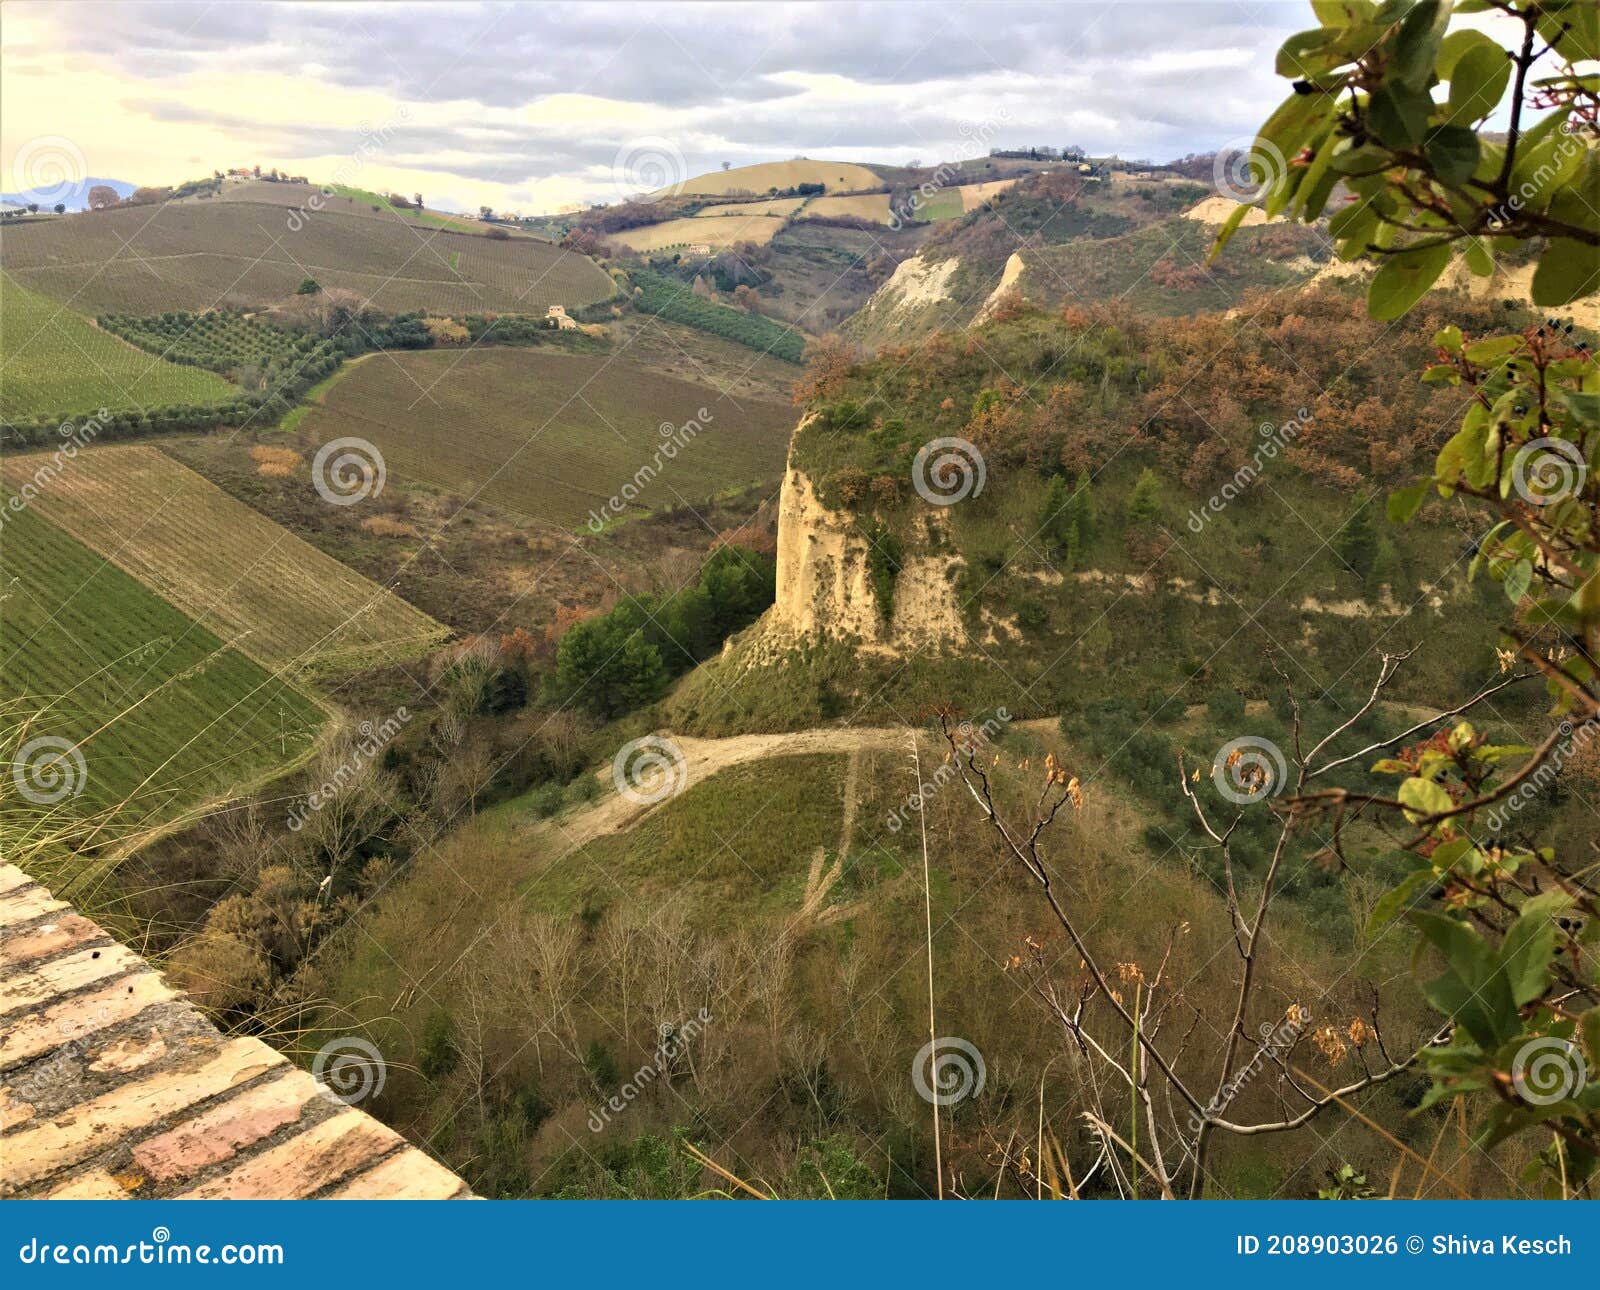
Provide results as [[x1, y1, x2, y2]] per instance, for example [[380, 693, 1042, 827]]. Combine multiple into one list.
[[0, 504, 324, 825], [0, 200, 614, 316], [917, 186, 965, 221], [629, 269, 806, 362], [294, 347, 795, 525], [0, 274, 237, 421], [513, 755, 847, 926], [0, 444, 448, 673]]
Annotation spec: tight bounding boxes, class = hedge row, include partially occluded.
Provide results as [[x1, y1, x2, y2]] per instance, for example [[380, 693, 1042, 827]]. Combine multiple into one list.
[[628, 269, 806, 364]]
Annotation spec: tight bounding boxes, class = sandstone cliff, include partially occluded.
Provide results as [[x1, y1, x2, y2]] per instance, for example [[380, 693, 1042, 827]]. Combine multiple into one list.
[[761, 465, 966, 653]]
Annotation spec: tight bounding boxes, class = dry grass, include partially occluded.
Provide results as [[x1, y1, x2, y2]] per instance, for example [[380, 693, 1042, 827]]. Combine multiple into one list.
[[249, 445, 302, 477], [959, 178, 1020, 211], [664, 159, 882, 197], [611, 215, 787, 252], [696, 197, 808, 218], [360, 513, 420, 538], [804, 193, 892, 223]]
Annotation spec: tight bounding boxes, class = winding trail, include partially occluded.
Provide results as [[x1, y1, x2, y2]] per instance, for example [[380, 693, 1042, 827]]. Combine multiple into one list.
[[534, 718, 1062, 859]]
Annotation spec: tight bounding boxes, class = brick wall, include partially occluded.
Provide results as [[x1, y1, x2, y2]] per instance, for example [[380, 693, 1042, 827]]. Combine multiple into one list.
[[0, 864, 471, 1199]]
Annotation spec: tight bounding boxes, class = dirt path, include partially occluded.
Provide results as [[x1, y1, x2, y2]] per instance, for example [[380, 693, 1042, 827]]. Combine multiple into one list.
[[534, 717, 1063, 860]]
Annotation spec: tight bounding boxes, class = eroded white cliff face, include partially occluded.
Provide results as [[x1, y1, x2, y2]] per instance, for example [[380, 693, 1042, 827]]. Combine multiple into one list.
[[762, 466, 966, 652]]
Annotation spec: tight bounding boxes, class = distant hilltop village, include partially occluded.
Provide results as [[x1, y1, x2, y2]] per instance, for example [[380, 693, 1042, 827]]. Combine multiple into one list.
[[986, 145, 1181, 180]]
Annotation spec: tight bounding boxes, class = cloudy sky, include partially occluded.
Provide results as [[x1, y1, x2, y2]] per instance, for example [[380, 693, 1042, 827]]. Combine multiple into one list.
[[3, 1, 1316, 214]]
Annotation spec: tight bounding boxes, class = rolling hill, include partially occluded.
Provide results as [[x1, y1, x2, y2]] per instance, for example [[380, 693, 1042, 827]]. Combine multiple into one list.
[[291, 347, 796, 526], [659, 158, 883, 197], [0, 503, 325, 827], [0, 444, 447, 673], [0, 198, 614, 316], [0, 272, 237, 421]]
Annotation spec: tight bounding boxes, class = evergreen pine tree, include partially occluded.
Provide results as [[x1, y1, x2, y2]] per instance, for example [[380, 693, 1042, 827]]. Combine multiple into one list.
[[1335, 501, 1379, 585], [1071, 468, 1095, 543], [1127, 468, 1164, 526]]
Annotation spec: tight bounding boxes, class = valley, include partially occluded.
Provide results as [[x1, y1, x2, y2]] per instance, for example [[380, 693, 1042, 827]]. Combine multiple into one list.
[[3, 2, 1597, 1208]]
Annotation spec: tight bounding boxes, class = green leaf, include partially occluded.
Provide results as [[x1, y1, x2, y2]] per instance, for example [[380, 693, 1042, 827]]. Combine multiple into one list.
[[1367, 81, 1433, 148], [1424, 125, 1481, 184], [1436, 27, 1498, 79], [1399, 775, 1453, 822], [1498, 899, 1564, 1006], [1504, 558, 1532, 604], [1390, 0, 1449, 90], [1434, 837, 1476, 867], [1446, 41, 1512, 123], [1509, 116, 1584, 201], [1368, 241, 1453, 319], [1367, 867, 1436, 935], [1433, 324, 1463, 353], [1208, 199, 1253, 263], [1531, 239, 1599, 307], [1462, 334, 1522, 364], [1412, 911, 1519, 1048], [1311, 0, 1376, 26], [1580, 1008, 1600, 1071], [1463, 236, 1495, 277], [1387, 478, 1430, 523]]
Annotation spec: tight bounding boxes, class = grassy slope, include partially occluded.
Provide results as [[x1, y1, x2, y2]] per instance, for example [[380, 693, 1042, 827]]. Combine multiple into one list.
[[1019, 217, 1325, 317], [612, 214, 788, 251], [515, 754, 848, 926], [675, 295, 1529, 737], [0, 444, 447, 672], [0, 273, 236, 420], [318, 721, 1434, 1197], [292, 347, 795, 526], [0, 200, 614, 316], [0, 504, 324, 824], [665, 159, 883, 197]]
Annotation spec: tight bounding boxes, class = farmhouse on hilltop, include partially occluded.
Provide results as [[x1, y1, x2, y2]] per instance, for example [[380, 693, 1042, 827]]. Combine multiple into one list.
[[546, 304, 579, 330]]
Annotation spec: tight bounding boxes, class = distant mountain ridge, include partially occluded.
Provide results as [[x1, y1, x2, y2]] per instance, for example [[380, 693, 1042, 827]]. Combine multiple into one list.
[[2, 176, 135, 211]]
